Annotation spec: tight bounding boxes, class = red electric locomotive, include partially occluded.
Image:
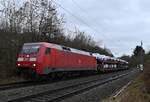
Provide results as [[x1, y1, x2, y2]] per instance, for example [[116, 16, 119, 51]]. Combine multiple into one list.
[[17, 42, 97, 76]]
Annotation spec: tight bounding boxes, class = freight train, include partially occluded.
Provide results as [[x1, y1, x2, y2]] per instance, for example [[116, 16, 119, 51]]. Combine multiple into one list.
[[16, 42, 128, 78]]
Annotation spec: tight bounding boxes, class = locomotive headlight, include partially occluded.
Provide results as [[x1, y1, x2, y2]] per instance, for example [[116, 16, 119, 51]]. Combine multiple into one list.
[[17, 64, 21, 66], [33, 64, 36, 67]]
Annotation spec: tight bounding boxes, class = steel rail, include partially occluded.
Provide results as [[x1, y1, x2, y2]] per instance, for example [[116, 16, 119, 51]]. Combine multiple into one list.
[[9, 71, 132, 102]]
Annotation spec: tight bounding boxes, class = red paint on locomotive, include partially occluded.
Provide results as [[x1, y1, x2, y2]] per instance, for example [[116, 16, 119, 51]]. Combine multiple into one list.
[[17, 42, 97, 75]]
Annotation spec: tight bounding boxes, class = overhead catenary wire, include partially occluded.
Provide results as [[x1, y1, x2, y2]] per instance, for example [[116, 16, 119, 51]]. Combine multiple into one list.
[[52, 0, 124, 56], [70, 0, 122, 45], [52, 0, 109, 40], [71, 0, 88, 14]]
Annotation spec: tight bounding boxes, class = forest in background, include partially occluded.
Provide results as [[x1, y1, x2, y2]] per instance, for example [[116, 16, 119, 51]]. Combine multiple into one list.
[[0, 0, 112, 79], [0, 0, 149, 94]]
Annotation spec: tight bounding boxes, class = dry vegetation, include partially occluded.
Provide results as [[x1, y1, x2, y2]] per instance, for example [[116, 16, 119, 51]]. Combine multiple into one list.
[[101, 62, 150, 102], [118, 74, 150, 102], [101, 75, 150, 102], [0, 0, 112, 83], [143, 61, 150, 94]]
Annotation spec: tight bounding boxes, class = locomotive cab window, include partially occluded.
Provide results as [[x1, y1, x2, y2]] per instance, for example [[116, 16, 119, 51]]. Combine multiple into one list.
[[45, 48, 51, 55], [62, 46, 71, 51], [21, 45, 40, 54]]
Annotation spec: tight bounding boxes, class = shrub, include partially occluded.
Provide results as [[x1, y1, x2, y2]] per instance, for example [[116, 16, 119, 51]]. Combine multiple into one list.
[[143, 61, 150, 93]]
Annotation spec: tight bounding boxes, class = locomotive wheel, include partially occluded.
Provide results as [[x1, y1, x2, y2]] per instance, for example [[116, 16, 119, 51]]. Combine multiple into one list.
[[97, 64, 104, 73], [97, 65, 101, 73]]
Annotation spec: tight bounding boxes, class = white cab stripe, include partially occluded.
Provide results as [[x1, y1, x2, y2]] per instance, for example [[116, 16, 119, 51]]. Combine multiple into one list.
[[17, 58, 24, 61], [29, 58, 37, 61]]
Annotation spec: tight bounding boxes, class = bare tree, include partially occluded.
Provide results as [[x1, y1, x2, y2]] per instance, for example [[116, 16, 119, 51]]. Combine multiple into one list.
[[0, 0, 64, 35]]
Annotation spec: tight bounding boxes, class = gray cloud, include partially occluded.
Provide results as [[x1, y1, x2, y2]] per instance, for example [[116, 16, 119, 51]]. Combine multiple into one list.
[[57, 0, 150, 57]]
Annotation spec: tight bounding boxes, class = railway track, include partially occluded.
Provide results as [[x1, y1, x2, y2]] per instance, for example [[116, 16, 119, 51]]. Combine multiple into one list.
[[0, 72, 98, 91], [0, 81, 37, 91], [0, 70, 131, 91], [8, 70, 134, 102]]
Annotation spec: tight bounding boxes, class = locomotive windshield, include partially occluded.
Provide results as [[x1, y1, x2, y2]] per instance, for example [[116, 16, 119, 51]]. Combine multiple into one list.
[[20, 45, 40, 54]]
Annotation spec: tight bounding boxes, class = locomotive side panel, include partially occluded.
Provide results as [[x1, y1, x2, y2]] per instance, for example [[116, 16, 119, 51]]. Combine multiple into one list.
[[52, 49, 97, 71]]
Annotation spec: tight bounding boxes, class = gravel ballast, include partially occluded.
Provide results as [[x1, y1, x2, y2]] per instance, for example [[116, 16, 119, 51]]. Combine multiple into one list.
[[0, 69, 134, 101], [60, 69, 139, 102]]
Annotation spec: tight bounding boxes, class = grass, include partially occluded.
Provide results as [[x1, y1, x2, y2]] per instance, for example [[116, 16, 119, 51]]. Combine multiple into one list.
[[101, 73, 150, 102]]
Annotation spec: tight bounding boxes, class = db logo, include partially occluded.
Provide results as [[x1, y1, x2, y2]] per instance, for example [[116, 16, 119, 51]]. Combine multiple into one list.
[[78, 59, 81, 64]]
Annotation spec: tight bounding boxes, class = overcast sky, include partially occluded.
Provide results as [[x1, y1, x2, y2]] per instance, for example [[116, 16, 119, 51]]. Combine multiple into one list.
[[56, 0, 150, 57]]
